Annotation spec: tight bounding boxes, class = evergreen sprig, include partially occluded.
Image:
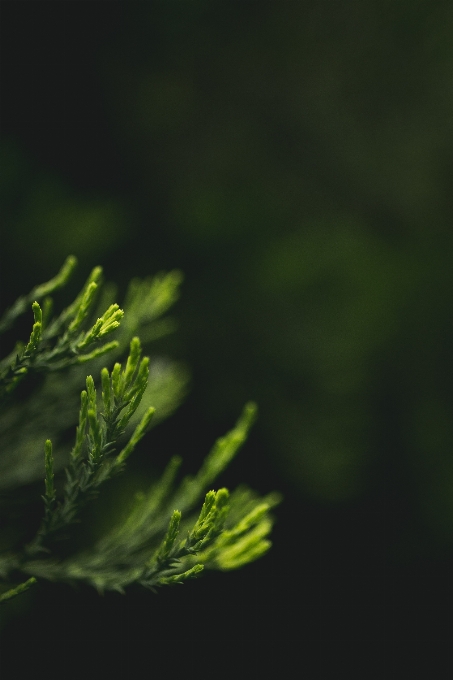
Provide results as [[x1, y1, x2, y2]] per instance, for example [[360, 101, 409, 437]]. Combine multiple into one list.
[[0, 258, 279, 604], [0, 255, 77, 334], [26, 338, 155, 555], [0, 257, 123, 400]]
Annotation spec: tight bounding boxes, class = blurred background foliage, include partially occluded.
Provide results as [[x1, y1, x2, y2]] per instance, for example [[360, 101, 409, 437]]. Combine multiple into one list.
[[2, 0, 453, 673]]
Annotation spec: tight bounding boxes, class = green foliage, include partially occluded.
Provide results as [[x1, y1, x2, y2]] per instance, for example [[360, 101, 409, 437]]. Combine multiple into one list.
[[0, 257, 121, 399], [0, 258, 279, 604]]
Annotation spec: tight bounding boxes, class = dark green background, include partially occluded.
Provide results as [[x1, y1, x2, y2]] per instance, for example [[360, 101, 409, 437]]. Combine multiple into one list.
[[2, 1, 453, 675]]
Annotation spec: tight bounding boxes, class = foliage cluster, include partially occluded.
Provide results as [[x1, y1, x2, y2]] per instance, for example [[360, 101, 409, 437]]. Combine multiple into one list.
[[0, 258, 278, 604]]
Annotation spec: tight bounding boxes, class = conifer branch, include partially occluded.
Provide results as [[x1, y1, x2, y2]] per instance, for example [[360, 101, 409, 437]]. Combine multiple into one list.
[[0, 577, 37, 605], [0, 255, 77, 334], [0, 257, 279, 602], [0, 263, 123, 402]]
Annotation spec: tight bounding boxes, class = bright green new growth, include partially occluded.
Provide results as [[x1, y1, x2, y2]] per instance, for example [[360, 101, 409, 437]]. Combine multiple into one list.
[[0, 258, 279, 603]]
